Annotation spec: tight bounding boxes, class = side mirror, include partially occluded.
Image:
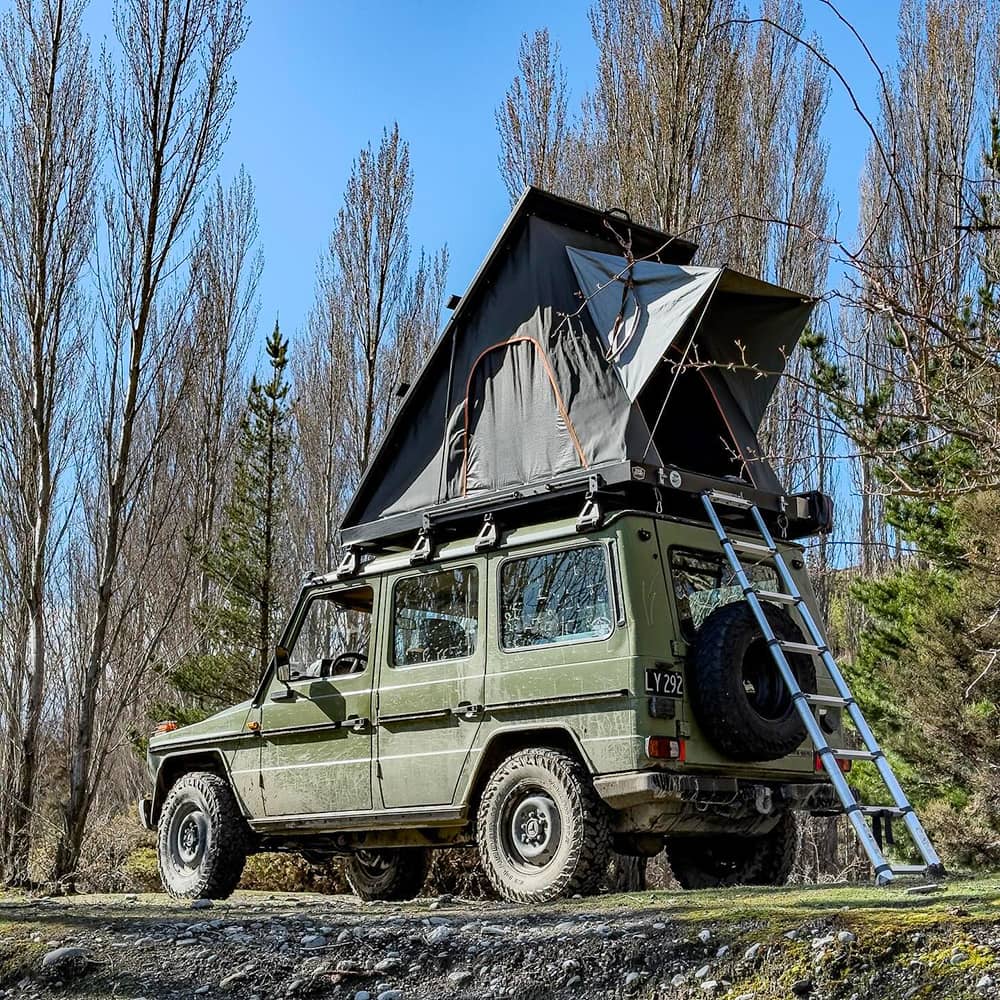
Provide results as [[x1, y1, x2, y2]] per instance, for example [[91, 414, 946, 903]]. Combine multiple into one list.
[[274, 645, 291, 684]]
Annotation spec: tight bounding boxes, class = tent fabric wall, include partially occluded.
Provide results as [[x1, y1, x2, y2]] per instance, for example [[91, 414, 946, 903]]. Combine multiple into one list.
[[462, 337, 585, 495]]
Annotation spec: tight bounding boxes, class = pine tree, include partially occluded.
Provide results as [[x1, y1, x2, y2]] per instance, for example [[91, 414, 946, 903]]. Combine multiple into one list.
[[171, 320, 292, 711]]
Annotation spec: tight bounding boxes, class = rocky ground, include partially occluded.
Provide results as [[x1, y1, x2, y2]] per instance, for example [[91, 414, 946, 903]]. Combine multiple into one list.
[[1, 877, 998, 1000]]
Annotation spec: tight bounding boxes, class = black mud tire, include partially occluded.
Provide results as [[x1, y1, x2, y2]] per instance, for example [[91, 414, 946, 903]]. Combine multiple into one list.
[[689, 600, 817, 761], [476, 748, 612, 903], [157, 771, 249, 899], [665, 813, 797, 889], [345, 848, 429, 901]]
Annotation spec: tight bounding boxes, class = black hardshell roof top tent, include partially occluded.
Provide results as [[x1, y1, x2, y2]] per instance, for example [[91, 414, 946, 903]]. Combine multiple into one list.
[[339, 187, 831, 557]]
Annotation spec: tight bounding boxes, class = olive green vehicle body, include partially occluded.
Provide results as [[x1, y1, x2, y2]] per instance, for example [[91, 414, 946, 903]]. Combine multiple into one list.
[[143, 511, 840, 853]]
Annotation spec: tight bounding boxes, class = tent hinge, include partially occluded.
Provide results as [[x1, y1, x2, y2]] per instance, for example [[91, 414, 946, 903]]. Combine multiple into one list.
[[409, 517, 434, 565], [576, 475, 606, 533], [474, 513, 500, 552], [335, 546, 360, 579]]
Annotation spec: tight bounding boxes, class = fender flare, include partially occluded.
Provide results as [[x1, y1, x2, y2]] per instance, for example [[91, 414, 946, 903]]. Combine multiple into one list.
[[150, 748, 236, 825], [461, 722, 597, 811]]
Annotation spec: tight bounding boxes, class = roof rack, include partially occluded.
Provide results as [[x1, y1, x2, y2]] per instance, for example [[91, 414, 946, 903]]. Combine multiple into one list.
[[338, 461, 831, 560]]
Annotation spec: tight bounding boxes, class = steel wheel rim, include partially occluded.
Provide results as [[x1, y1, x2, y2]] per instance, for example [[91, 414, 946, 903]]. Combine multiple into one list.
[[502, 787, 562, 870], [168, 801, 209, 874]]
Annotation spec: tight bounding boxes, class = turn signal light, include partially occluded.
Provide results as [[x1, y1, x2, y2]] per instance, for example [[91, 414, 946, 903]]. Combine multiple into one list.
[[646, 736, 686, 761], [153, 720, 179, 735], [815, 752, 852, 774]]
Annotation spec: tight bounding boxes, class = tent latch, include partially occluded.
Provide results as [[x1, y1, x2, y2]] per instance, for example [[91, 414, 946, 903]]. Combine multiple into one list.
[[474, 513, 500, 552], [576, 475, 606, 533]]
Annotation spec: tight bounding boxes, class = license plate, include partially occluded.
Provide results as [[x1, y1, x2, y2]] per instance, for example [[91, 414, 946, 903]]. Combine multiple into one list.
[[645, 667, 684, 697]]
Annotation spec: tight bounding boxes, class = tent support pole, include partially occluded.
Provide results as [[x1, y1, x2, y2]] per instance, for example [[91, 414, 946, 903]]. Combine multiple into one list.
[[437, 326, 459, 505]]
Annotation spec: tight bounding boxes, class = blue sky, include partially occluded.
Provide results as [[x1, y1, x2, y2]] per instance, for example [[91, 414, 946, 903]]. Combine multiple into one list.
[[85, 1, 903, 360]]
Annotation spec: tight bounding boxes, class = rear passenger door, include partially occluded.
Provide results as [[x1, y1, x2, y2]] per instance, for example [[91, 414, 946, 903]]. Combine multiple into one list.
[[484, 541, 634, 771], [375, 562, 485, 809]]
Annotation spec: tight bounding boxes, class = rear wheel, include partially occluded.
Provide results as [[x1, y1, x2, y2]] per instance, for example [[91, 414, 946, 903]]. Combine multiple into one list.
[[476, 748, 611, 903], [157, 772, 249, 899], [345, 847, 429, 901], [664, 813, 797, 889]]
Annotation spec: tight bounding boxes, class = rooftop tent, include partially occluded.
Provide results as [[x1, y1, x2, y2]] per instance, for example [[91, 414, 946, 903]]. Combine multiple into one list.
[[340, 187, 815, 546]]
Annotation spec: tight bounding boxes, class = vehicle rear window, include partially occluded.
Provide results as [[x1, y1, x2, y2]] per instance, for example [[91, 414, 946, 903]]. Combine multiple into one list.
[[393, 567, 479, 665], [669, 548, 779, 638], [500, 546, 613, 650]]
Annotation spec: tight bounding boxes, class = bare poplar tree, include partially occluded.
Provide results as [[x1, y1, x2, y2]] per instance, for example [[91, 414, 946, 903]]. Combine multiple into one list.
[[496, 28, 570, 203], [331, 123, 421, 484], [293, 129, 448, 575], [185, 169, 261, 605], [826, 0, 998, 508], [54, 0, 248, 883], [0, 0, 97, 885]]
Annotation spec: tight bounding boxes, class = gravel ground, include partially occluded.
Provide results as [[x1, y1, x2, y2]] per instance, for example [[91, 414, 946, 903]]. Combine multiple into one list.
[[1, 878, 998, 1000]]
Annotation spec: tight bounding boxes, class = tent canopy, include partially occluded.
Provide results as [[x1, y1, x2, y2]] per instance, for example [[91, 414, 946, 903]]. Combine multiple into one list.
[[340, 187, 815, 545]]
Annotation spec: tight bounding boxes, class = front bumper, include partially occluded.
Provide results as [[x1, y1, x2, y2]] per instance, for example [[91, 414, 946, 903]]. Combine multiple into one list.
[[137, 796, 154, 831], [594, 770, 842, 836]]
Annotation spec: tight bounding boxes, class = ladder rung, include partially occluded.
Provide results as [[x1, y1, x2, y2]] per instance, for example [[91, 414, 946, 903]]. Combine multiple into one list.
[[777, 640, 826, 655], [730, 538, 774, 557], [859, 806, 908, 816], [755, 590, 799, 605], [890, 865, 929, 876], [803, 693, 850, 707], [829, 748, 879, 761], [708, 490, 756, 509]]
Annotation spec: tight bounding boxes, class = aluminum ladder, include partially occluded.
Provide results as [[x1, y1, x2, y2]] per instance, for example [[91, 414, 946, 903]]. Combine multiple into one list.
[[700, 490, 945, 885]]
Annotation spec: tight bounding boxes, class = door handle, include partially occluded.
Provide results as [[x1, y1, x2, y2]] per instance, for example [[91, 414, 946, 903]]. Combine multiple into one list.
[[347, 716, 370, 733], [451, 702, 484, 720]]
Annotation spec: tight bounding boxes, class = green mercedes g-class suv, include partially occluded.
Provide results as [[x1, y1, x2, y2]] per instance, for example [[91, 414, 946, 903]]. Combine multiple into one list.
[[143, 188, 942, 899], [143, 508, 845, 903]]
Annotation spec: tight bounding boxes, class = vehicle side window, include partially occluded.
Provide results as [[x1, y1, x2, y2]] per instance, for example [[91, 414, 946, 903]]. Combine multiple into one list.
[[289, 587, 373, 680], [669, 548, 779, 639], [392, 567, 479, 666], [500, 546, 612, 650]]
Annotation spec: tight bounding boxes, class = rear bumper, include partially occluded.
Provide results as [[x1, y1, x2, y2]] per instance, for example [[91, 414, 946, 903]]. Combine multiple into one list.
[[137, 796, 155, 831], [594, 769, 841, 835]]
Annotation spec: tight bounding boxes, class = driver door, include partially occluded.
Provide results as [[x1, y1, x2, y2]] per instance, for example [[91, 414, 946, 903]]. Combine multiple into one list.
[[259, 582, 377, 818]]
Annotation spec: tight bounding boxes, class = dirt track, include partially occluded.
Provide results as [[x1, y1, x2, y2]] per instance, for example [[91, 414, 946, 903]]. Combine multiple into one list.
[[1, 878, 998, 999]]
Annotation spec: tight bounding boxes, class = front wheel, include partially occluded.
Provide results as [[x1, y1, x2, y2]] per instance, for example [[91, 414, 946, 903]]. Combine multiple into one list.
[[476, 748, 611, 903], [157, 771, 249, 899], [345, 847, 429, 901], [664, 813, 797, 889]]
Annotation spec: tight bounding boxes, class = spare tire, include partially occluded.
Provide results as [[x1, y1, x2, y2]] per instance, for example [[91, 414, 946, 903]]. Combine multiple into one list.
[[688, 600, 816, 761]]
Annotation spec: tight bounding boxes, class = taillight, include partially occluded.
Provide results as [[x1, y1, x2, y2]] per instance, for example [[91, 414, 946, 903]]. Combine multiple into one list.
[[646, 736, 686, 761], [815, 751, 851, 774], [153, 720, 179, 735]]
